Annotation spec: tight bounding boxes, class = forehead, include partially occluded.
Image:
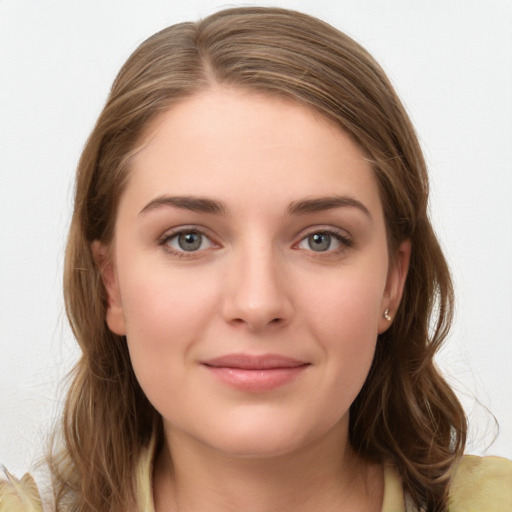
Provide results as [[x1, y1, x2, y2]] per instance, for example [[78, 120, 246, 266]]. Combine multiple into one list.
[[122, 87, 382, 219]]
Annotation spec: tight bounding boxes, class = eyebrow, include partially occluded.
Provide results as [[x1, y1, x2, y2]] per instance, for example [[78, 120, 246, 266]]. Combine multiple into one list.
[[287, 195, 371, 218], [139, 195, 229, 216], [139, 194, 371, 218]]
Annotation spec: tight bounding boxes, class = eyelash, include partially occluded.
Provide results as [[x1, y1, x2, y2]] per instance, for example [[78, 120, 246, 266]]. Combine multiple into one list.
[[158, 226, 353, 258], [158, 226, 217, 257], [295, 228, 353, 256]]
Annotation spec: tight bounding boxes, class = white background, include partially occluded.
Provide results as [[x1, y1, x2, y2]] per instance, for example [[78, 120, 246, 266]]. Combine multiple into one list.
[[1, 0, 511, 474]]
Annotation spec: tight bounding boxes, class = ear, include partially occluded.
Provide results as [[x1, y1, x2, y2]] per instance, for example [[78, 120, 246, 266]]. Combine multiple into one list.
[[378, 239, 411, 334], [91, 240, 127, 336]]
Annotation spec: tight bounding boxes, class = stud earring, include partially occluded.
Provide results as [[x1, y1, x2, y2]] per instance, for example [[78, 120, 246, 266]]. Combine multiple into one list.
[[383, 308, 391, 321]]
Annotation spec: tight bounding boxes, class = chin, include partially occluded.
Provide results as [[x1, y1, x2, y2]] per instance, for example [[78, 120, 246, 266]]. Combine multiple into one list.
[[207, 431, 309, 459], [189, 411, 339, 460]]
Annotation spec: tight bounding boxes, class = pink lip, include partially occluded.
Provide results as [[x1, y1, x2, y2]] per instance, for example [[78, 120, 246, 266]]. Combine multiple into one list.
[[201, 354, 310, 392]]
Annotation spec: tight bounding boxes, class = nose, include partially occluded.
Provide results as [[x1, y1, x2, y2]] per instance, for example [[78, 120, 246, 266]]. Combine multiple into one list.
[[221, 243, 293, 332]]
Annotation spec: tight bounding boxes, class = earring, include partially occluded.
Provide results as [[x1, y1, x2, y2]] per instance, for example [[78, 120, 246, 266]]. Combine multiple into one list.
[[383, 308, 391, 321]]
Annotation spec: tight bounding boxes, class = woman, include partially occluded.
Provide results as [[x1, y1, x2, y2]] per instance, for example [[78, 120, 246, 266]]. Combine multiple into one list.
[[1, 7, 510, 512]]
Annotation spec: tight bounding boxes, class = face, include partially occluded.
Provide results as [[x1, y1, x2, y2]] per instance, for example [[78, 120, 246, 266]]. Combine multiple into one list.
[[98, 87, 409, 458]]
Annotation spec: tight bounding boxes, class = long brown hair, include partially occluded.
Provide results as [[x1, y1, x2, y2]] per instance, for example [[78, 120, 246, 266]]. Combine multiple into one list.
[[51, 7, 466, 511]]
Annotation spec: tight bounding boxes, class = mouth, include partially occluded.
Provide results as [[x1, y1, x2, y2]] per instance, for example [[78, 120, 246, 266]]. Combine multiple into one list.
[[200, 354, 310, 392]]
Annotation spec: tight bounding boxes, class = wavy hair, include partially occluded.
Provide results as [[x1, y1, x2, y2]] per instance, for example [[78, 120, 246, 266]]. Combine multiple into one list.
[[50, 7, 466, 511]]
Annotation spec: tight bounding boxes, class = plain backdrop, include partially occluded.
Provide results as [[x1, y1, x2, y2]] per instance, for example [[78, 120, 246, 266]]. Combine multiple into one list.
[[1, 0, 511, 474]]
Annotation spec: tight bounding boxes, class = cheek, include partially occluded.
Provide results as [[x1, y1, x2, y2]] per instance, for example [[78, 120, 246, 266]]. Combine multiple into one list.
[[302, 265, 385, 342], [299, 267, 385, 396], [117, 261, 221, 392], [121, 259, 217, 334]]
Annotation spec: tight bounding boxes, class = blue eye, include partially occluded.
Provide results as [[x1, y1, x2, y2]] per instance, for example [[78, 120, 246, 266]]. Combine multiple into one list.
[[306, 233, 333, 251], [297, 230, 351, 253], [164, 230, 213, 252]]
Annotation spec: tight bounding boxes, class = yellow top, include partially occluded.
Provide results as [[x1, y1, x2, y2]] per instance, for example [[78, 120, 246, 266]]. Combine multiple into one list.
[[126, 444, 512, 512], [2, 452, 512, 511]]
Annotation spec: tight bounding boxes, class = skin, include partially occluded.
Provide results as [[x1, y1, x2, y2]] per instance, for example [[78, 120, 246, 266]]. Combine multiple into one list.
[[96, 87, 410, 512]]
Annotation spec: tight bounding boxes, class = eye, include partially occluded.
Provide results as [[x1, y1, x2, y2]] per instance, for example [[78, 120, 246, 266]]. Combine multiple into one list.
[[161, 229, 214, 253], [297, 230, 352, 253]]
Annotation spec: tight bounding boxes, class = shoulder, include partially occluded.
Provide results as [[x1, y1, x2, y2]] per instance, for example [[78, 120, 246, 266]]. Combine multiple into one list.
[[448, 455, 512, 511], [0, 467, 43, 512]]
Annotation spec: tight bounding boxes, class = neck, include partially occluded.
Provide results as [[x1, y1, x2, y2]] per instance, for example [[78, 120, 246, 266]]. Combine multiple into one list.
[[153, 423, 383, 512]]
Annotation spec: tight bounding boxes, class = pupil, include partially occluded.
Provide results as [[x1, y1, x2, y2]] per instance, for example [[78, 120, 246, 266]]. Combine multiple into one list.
[[309, 233, 331, 251], [178, 232, 201, 251]]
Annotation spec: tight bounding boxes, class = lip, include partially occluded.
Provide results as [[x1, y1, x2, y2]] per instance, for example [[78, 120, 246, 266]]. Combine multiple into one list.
[[200, 354, 310, 392]]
